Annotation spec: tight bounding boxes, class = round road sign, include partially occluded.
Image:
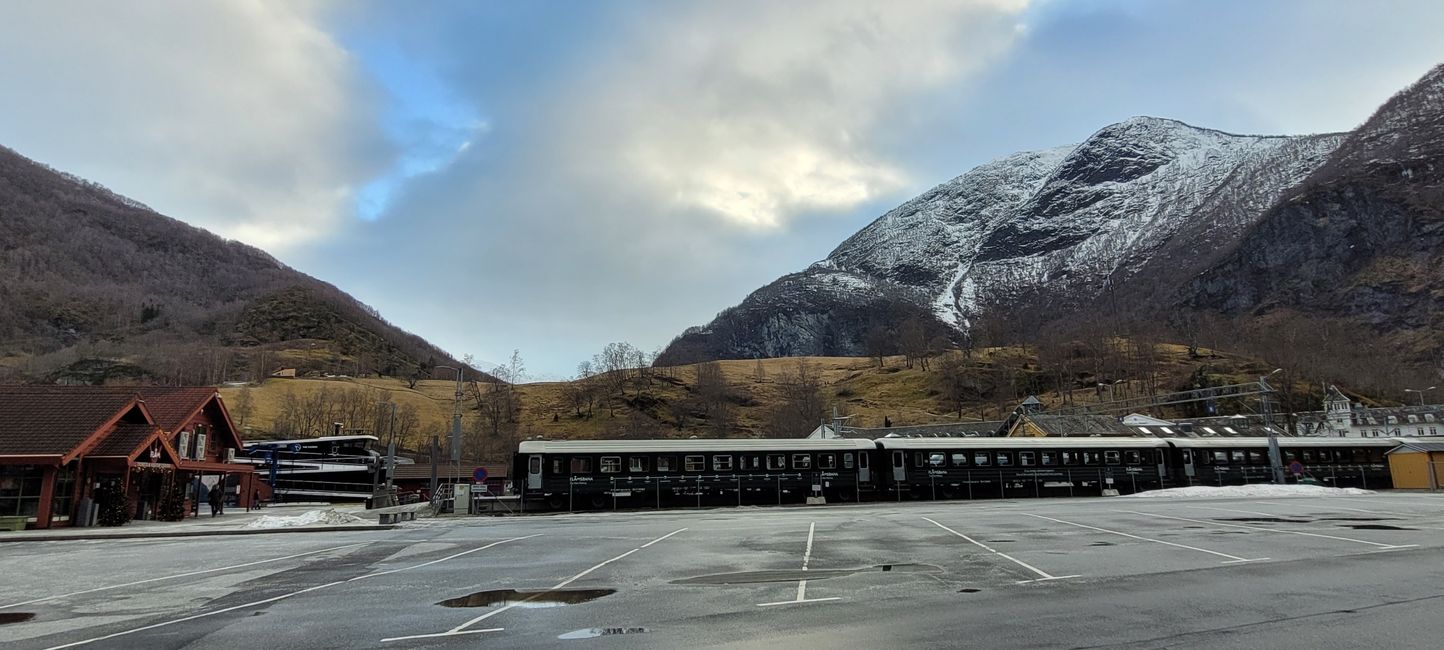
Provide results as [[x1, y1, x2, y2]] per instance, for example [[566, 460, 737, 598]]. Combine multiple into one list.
[[1288, 461, 1304, 475], [473, 467, 489, 482]]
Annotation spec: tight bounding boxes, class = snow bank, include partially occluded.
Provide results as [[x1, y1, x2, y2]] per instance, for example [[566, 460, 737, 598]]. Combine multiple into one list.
[[244, 508, 365, 529], [1126, 484, 1374, 499]]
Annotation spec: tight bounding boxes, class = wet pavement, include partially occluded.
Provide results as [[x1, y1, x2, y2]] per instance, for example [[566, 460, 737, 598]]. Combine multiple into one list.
[[3, 493, 1444, 648]]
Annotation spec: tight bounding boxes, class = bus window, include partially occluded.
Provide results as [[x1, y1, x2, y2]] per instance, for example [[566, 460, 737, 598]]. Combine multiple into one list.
[[766, 454, 786, 470], [684, 455, 705, 472], [570, 457, 593, 474], [600, 456, 622, 473], [1019, 452, 1036, 467], [1104, 451, 1121, 465]]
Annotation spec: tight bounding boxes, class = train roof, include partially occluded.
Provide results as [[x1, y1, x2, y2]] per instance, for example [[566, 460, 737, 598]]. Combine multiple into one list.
[[875, 437, 1169, 450], [1165, 437, 1401, 448], [243, 434, 379, 448], [517, 439, 877, 454]]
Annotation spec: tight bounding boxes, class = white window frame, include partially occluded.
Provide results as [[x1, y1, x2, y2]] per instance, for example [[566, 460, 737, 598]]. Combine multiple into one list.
[[194, 432, 207, 461], [176, 431, 191, 460], [684, 455, 706, 472], [600, 456, 622, 473], [712, 455, 733, 471]]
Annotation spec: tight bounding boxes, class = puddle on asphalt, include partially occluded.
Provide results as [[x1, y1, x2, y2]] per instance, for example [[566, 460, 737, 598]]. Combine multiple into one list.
[[1217, 517, 1311, 524], [438, 589, 615, 609], [559, 627, 649, 640], [987, 540, 1015, 543], [1345, 524, 1415, 531], [1320, 517, 1396, 522], [0, 613, 35, 625], [958, 588, 982, 593], [1089, 541, 1115, 546], [674, 563, 942, 585]]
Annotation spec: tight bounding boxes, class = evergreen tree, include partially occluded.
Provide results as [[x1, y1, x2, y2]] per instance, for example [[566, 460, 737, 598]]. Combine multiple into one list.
[[95, 480, 131, 527]]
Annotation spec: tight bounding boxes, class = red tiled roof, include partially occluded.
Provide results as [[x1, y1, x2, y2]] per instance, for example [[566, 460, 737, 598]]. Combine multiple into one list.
[[90, 423, 164, 458], [0, 386, 144, 457], [132, 387, 220, 433]]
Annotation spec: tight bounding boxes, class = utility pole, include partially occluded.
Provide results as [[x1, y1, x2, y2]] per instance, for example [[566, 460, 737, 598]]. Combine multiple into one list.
[[1262, 369, 1285, 484], [437, 364, 465, 486]]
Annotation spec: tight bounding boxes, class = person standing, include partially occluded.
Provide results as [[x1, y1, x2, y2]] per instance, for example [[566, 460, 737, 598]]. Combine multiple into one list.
[[207, 484, 223, 517]]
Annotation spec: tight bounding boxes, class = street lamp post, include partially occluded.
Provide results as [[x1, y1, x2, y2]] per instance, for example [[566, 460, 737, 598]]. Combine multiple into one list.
[[1405, 386, 1437, 407], [1262, 369, 1286, 484]]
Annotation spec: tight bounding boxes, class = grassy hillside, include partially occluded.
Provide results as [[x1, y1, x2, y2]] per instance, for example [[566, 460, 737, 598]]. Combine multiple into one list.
[[221, 341, 1340, 460]]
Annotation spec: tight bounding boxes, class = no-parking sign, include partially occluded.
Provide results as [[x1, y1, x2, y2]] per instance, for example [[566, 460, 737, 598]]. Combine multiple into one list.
[[1288, 461, 1304, 475], [473, 467, 489, 482]]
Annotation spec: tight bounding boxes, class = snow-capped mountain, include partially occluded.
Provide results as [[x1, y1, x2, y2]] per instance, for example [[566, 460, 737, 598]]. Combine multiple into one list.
[[657, 64, 1444, 366]]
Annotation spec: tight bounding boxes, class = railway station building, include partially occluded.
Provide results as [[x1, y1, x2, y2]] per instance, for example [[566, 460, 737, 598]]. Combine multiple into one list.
[[0, 385, 256, 529]]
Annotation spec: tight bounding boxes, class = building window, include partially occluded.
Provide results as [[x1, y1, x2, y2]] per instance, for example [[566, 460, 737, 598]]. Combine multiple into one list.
[[792, 454, 812, 470], [194, 432, 207, 461], [0, 465, 44, 517], [657, 456, 676, 472], [176, 431, 191, 460], [629, 457, 648, 473], [684, 455, 706, 472], [600, 457, 622, 473], [713, 455, 734, 471], [766, 454, 786, 470]]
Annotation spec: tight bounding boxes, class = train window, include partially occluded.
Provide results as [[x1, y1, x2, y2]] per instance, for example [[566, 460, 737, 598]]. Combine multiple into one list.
[[843, 453, 854, 469], [1246, 451, 1265, 464], [629, 457, 648, 472], [1041, 451, 1057, 466], [928, 453, 946, 467], [974, 452, 991, 466], [767, 454, 786, 470], [859, 453, 869, 469], [1061, 451, 1079, 466], [819, 454, 838, 470], [1302, 449, 1315, 462], [600, 457, 622, 473], [684, 455, 705, 472], [1351, 449, 1368, 463], [951, 453, 968, 467], [551, 458, 563, 474], [1124, 450, 1141, 464], [529, 456, 543, 474], [570, 457, 593, 474], [996, 452, 1013, 467], [1369, 449, 1385, 463], [1230, 450, 1246, 464], [1284, 450, 1297, 462], [742, 455, 762, 471], [713, 455, 734, 471], [1083, 451, 1102, 466], [1019, 452, 1036, 467], [1104, 451, 1121, 465], [657, 456, 676, 472], [793, 454, 812, 470], [1214, 450, 1229, 464], [914, 452, 927, 468]]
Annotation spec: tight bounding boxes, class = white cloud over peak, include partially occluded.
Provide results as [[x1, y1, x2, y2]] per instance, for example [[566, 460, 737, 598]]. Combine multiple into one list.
[[549, 0, 1034, 229], [0, 0, 390, 250]]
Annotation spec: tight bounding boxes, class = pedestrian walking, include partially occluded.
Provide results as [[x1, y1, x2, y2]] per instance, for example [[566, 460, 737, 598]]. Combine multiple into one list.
[[208, 484, 223, 517], [251, 488, 262, 511]]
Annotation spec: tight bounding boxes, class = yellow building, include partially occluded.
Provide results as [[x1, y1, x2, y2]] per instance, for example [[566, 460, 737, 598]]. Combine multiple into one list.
[[1385, 440, 1444, 489]]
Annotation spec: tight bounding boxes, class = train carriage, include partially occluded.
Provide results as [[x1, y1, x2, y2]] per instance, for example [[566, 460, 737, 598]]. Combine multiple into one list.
[[1166, 438, 1396, 489], [515, 439, 878, 510], [874, 437, 1172, 499]]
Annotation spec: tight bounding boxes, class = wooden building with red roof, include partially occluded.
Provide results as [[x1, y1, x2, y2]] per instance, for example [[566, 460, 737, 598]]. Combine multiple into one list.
[[0, 385, 256, 529]]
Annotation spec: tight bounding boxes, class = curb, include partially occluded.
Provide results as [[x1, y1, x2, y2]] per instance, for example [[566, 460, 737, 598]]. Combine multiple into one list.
[[0, 524, 395, 543]]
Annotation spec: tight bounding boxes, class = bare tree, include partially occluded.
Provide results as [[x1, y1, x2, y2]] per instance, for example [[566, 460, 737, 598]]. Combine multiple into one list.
[[764, 360, 826, 437], [232, 387, 255, 430], [899, 317, 927, 369]]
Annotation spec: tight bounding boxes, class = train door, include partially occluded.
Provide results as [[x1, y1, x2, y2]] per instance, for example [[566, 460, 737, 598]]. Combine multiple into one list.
[[892, 451, 906, 482], [858, 451, 871, 483], [1180, 449, 1195, 481], [527, 455, 543, 490]]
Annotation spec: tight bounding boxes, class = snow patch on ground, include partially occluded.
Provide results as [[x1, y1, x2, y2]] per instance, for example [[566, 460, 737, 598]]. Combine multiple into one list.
[[244, 508, 365, 529], [1127, 484, 1374, 499]]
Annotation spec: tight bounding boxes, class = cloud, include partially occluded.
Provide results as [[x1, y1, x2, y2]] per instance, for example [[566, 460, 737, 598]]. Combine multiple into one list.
[[0, 0, 391, 251], [540, 0, 1033, 230]]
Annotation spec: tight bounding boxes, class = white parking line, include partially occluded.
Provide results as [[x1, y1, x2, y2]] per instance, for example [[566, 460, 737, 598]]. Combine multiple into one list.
[[1120, 510, 1418, 550], [921, 516, 1080, 584], [1253, 500, 1408, 518], [43, 535, 539, 650], [1184, 504, 1294, 518], [757, 522, 841, 607], [0, 542, 369, 611], [382, 528, 688, 643], [1024, 513, 1266, 564]]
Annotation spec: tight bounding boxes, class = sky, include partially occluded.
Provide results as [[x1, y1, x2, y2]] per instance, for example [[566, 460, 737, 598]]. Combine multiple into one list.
[[2, 0, 1443, 379]]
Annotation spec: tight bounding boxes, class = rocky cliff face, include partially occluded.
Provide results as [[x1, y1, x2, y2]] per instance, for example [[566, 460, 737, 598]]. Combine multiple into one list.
[[659, 64, 1444, 368]]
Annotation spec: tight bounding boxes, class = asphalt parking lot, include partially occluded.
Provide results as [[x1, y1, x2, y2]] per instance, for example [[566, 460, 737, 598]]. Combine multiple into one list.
[[4, 493, 1444, 649]]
